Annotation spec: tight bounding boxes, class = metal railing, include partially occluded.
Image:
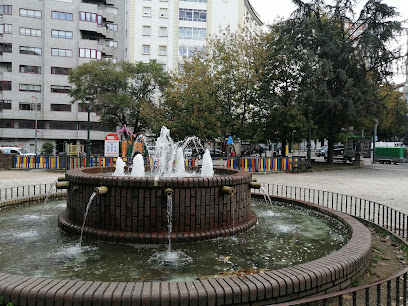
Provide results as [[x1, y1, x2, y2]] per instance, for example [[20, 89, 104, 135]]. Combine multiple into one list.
[[253, 184, 408, 305], [0, 182, 63, 203]]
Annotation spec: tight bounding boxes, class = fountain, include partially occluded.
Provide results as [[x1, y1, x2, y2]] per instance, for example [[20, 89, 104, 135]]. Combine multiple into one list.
[[58, 127, 258, 243], [0, 127, 372, 305]]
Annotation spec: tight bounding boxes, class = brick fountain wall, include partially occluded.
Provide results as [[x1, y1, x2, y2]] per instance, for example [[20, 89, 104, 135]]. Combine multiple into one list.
[[58, 167, 258, 243]]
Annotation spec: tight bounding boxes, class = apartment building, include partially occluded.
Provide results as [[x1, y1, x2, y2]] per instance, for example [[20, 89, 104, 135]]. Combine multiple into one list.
[[0, 0, 125, 153], [125, 0, 263, 70], [0, 0, 261, 154]]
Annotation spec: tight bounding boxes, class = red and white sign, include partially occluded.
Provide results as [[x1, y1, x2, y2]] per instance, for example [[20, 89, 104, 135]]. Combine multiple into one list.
[[104, 134, 120, 157], [105, 134, 119, 141]]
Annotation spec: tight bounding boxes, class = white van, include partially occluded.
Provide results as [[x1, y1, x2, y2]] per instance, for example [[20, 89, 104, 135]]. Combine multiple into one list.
[[0, 147, 35, 156]]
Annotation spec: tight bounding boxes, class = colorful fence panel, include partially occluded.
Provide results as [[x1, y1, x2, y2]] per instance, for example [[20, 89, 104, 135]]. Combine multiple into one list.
[[13, 156, 302, 172]]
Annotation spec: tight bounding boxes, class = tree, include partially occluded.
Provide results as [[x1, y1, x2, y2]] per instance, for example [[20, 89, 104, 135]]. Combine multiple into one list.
[[69, 60, 170, 134], [159, 52, 221, 141], [376, 85, 408, 140], [258, 27, 309, 156], [273, 0, 404, 163], [160, 27, 267, 142], [41, 142, 55, 155]]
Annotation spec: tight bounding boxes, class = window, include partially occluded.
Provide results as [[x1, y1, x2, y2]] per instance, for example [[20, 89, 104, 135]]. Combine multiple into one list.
[[19, 27, 42, 37], [0, 81, 11, 91], [159, 27, 168, 36], [179, 8, 206, 22], [79, 48, 102, 60], [20, 8, 42, 19], [159, 45, 167, 56], [19, 103, 31, 111], [106, 41, 118, 48], [0, 5, 12, 15], [0, 43, 12, 54], [79, 103, 94, 112], [79, 11, 102, 25], [107, 24, 118, 31], [51, 11, 73, 21], [19, 103, 40, 111], [20, 46, 42, 56], [0, 100, 11, 110], [0, 24, 12, 34], [51, 30, 73, 39], [19, 84, 41, 92], [51, 85, 72, 93], [179, 45, 200, 57], [51, 48, 72, 57], [143, 7, 151, 17], [51, 67, 71, 75], [142, 45, 150, 54], [142, 26, 151, 36], [20, 65, 41, 74], [159, 8, 168, 18], [51, 104, 71, 112], [97, 15, 103, 27], [179, 27, 206, 40]]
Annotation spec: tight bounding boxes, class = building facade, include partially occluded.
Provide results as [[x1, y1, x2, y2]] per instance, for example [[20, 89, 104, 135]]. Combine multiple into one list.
[[0, 0, 261, 154], [0, 0, 125, 154], [125, 0, 262, 70]]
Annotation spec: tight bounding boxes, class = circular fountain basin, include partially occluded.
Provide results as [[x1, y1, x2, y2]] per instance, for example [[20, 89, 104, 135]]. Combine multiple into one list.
[[0, 194, 371, 305], [58, 167, 257, 243], [0, 198, 351, 282]]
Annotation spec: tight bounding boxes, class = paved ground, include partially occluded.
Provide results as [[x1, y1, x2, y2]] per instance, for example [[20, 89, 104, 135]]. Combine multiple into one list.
[[0, 169, 63, 189], [1, 158, 407, 213], [254, 158, 408, 214]]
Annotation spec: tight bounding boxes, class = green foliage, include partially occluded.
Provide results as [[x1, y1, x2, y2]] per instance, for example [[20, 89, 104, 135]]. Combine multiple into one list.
[[377, 85, 408, 140], [69, 60, 170, 134], [41, 142, 55, 155], [269, 0, 404, 162], [0, 296, 14, 306], [160, 27, 267, 141]]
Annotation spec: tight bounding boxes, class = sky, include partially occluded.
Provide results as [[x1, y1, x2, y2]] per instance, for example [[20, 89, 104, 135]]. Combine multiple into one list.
[[249, 0, 408, 83]]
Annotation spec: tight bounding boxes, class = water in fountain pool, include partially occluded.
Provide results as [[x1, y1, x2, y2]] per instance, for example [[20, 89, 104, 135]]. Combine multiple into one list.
[[0, 198, 350, 282]]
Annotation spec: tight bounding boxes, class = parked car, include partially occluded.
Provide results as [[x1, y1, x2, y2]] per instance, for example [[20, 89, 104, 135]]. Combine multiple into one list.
[[315, 146, 328, 157], [324, 144, 344, 160], [183, 148, 193, 157], [0, 147, 35, 156], [184, 147, 205, 158], [209, 149, 224, 157]]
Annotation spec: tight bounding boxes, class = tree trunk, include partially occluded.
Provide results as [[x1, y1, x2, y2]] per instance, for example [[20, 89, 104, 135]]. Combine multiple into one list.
[[282, 139, 287, 157], [327, 110, 336, 165]]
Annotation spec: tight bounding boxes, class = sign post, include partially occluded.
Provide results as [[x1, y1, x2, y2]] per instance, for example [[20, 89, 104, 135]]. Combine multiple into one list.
[[104, 134, 120, 157]]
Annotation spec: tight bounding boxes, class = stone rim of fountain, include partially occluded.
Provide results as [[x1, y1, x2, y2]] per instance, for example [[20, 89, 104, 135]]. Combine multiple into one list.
[[0, 193, 371, 305]]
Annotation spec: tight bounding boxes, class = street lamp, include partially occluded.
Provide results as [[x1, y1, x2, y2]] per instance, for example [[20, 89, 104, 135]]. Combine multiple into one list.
[[31, 96, 38, 156], [372, 119, 379, 163], [85, 103, 91, 167], [307, 106, 313, 169]]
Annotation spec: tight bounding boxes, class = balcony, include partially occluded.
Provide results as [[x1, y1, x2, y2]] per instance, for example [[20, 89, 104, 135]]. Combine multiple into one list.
[[79, 21, 98, 33]]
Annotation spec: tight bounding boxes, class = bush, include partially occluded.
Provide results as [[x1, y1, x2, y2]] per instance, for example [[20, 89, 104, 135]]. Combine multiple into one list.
[[41, 142, 55, 155]]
